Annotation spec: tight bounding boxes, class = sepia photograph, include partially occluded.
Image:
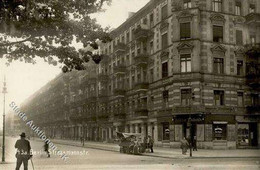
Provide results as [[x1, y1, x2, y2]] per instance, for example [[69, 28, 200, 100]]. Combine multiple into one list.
[[0, 0, 260, 169]]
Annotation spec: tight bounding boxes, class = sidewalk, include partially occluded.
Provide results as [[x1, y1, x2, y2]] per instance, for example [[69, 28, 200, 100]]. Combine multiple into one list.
[[33, 138, 260, 159]]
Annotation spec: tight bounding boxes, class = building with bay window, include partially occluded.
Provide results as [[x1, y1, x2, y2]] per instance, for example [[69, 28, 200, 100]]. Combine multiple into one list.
[[15, 0, 260, 149]]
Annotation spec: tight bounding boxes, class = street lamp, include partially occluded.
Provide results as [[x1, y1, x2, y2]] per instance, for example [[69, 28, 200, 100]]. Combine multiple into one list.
[[2, 76, 7, 163]]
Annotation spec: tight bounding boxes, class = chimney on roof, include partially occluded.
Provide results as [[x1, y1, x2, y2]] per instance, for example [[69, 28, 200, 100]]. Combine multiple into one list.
[[128, 12, 135, 19]]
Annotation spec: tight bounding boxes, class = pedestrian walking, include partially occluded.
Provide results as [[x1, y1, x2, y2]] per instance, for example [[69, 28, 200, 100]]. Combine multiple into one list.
[[180, 137, 189, 155], [44, 141, 50, 158], [192, 136, 197, 151], [148, 135, 154, 153], [15, 132, 32, 170]]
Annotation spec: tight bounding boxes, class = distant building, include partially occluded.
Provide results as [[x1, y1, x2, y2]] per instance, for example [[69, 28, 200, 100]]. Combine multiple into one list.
[[17, 0, 259, 149]]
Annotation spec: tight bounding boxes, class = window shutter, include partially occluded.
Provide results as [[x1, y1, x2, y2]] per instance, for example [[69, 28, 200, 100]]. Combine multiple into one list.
[[180, 23, 191, 39], [236, 30, 243, 45]]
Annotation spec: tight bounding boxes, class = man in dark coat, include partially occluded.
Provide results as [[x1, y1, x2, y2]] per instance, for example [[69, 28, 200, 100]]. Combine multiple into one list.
[[44, 141, 50, 158], [15, 132, 32, 170], [148, 135, 154, 153]]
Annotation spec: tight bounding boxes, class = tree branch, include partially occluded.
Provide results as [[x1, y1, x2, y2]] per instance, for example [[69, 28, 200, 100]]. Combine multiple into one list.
[[0, 36, 33, 47]]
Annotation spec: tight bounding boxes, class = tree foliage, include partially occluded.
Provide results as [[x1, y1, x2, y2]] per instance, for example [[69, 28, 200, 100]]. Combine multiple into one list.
[[0, 0, 112, 72]]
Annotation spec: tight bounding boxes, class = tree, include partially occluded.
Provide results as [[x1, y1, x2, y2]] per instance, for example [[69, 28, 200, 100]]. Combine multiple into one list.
[[0, 0, 112, 72]]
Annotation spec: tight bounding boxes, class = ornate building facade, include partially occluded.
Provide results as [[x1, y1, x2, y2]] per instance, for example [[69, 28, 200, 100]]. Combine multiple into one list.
[[17, 0, 259, 149]]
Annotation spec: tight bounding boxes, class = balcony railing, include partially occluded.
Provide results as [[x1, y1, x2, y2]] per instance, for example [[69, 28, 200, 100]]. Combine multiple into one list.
[[245, 13, 260, 26], [133, 25, 153, 42], [113, 64, 126, 74], [246, 106, 260, 114], [113, 88, 126, 96], [114, 113, 126, 121], [134, 82, 149, 91], [98, 73, 109, 82], [134, 53, 149, 67], [134, 105, 148, 118], [114, 43, 127, 54]]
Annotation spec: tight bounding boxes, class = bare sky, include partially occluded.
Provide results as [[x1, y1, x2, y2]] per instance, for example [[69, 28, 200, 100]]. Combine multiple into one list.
[[0, 0, 149, 128]]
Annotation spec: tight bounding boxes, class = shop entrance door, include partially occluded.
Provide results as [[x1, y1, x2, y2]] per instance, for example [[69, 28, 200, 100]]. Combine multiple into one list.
[[249, 123, 258, 146]]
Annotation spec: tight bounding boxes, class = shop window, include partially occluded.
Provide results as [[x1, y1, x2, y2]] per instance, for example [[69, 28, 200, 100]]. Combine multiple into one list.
[[181, 89, 191, 105], [237, 92, 244, 107], [237, 60, 243, 76], [237, 124, 249, 146], [183, 0, 191, 9], [235, 1, 241, 15], [161, 33, 168, 49], [161, 5, 168, 20], [214, 90, 224, 106], [213, 123, 227, 140], [212, 0, 222, 12], [162, 122, 170, 140], [180, 22, 191, 40], [213, 25, 223, 43], [236, 30, 243, 45], [180, 54, 191, 72], [213, 58, 224, 74], [162, 62, 168, 78], [249, 4, 256, 13]]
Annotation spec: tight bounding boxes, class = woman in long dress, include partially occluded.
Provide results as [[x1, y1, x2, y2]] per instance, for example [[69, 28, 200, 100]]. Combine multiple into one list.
[[180, 137, 189, 155]]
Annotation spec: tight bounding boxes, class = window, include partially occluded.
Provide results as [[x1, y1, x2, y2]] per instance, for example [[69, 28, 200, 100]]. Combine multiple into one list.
[[237, 92, 244, 106], [237, 60, 243, 76], [236, 30, 243, 45], [249, 4, 256, 13], [162, 62, 168, 78], [163, 90, 169, 102], [162, 122, 170, 140], [150, 68, 154, 82], [161, 5, 168, 20], [126, 32, 130, 43], [212, 0, 222, 12], [150, 13, 154, 25], [250, 35, 256, 45], [214, 90, 224, 106], [180, 22, 191, 40], [143, 18, 147, 25], [183, 0, 191, 9], [251, 94, 259, 106], [180, 54, 191, 73], [235, 1, 241, 15], [213, 123, 227, 140], [181, 89, 191, 105], [150, 41, 154, 53], [161, 33, 168, 49], [213, 58, 224, 74], [213, 25, 223, 42]]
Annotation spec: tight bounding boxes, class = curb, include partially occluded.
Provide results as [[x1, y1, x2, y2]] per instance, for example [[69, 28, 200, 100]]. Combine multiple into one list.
[[32, 139, 260, 159]]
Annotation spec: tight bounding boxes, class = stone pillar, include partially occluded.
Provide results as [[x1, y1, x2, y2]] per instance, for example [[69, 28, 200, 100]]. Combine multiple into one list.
[[154, 123, 158, 143], [141, 123, 147, 137], [257, 123, 260, 148], [125, 125, 128, 133], [135, 124, 139, 133], [130, 124, 134, 133], [108, 127, 112, 139], [147, 123, 152, 136]]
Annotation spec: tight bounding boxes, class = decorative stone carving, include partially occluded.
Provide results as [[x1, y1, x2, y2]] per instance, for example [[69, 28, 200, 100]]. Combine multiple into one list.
[[211, 44, 227, 57], [171, 0, 183, 11], [233, 16, 246, 25], [210, 13, 226, 25], [234, 47, 245, 57], [177, 10, 194, 22], [177, 42, 194, 54]]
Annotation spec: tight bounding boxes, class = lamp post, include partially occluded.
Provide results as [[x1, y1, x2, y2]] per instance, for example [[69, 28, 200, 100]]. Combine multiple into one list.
[[2, 76, 7, 163]]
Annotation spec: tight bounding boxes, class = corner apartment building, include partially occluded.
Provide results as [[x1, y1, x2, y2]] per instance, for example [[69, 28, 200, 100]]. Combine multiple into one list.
[[16, 0, 260, 149]]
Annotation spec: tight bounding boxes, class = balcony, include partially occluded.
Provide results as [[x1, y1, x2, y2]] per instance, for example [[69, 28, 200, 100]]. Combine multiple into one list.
[[98, 73, 109, 82], [98, 114, 109, 122], [134, 105, 148, 118], [114, 113, 126, 121], [134, 82, 149, 91], [113, 88, 126, 96], [113, 64, 126, 75], [133, 53, 149, 67], [114, 43, 127, 54], [245, 43, 260, 58], [245, 13, 260, 26], [133, 25, 153, 42], [246, 106, 260, 114]]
